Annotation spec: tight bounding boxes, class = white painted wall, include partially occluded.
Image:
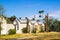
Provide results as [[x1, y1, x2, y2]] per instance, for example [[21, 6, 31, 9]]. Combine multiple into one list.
[[16, 23, 27, 34], [1, 17, 7, 35], [14, 19, 27, 34], [1, 24, 7, 35], [1, 17, 15, 35], [1, 24, 15, 35]]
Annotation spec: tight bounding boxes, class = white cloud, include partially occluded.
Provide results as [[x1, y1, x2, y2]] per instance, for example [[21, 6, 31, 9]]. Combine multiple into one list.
[[27, 14, 45, 20], [27, 14, 39, 19], [27, 10, 60, 20], [49, 10, 60, 20]]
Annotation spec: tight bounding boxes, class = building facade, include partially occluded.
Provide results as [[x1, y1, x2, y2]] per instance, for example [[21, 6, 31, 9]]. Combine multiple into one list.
[[0, 16, 45, 35]]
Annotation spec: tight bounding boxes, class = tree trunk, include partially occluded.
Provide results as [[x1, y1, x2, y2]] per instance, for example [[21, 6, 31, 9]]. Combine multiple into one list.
[[45, 13, 49, 32]]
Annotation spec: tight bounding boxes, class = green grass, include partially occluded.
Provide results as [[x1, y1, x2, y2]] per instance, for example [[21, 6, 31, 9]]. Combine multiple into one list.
[[0, 32, 60, 40]]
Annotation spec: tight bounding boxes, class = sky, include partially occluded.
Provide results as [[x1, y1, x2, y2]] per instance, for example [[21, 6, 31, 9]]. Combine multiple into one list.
[[0, 0, 60, 20]]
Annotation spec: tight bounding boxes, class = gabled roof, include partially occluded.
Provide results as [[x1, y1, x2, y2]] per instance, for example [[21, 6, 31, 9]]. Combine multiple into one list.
[[30, 20, 36, 24], [19, 19, 27, 24], [20, 19, 27, 24], [14, 18, 44, 25]]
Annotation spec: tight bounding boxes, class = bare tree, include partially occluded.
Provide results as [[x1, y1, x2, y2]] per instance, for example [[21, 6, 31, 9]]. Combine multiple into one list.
[[45, 13, 49, 32]]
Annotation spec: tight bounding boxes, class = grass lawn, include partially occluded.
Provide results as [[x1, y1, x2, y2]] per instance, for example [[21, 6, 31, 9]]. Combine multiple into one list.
[[0, 32, 60, 40]]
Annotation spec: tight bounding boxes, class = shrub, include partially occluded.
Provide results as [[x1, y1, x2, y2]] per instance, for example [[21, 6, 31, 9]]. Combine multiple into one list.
[[8, 29, 16, 35], [0, 26, 2, 30], [22, 27, 28, 33], [31, 28, 37, 33], [0, 26, 2, 35]]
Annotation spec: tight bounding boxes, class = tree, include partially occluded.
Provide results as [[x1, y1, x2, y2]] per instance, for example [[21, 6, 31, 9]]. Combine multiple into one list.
[[45, 13, 49, 32], [38, 10, 44, 31], [6, 16, 16, 24], [10, 16, 16, 22], [0, 5, 4, 35], [53, 19, 60, 32], [39, 10, 44, 18], [47, 17, 55, 31], [45, 17, 60, 32]]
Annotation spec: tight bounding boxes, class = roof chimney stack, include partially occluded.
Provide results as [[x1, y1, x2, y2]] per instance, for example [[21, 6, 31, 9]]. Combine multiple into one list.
[[19, 17, 21, 19]]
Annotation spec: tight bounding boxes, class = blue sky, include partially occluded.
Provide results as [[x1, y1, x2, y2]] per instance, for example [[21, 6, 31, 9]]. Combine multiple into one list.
[[0, 0, 60, 20]]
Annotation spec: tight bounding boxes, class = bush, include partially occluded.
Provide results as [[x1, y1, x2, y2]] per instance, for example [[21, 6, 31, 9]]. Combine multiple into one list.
[[22, 27, 28, 33], [31, 28, 37, 33], [0, 26, 2, 30], [0, 26, 2, 35], [8, 29, 16, 35]]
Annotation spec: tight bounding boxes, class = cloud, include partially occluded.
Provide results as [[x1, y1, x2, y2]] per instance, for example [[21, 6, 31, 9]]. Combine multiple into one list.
[[49, 10, 60, 20], [27, 10, 60, 20], [27, 14, 45, 20]]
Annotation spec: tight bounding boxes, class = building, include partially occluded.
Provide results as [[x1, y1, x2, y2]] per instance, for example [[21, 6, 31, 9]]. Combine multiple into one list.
[[0, 16, 15, 35], [0, 16, 45, 35]]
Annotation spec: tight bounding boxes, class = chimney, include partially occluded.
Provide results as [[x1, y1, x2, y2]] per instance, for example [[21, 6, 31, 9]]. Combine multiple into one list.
[[19, 17, 21, 19], [25, 17, 27, 19]]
